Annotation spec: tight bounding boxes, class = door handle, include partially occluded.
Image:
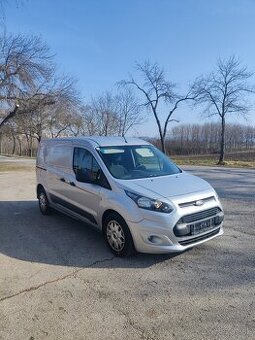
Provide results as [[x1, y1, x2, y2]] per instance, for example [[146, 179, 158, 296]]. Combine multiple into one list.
[[69, 182, 76, 187], [59, 177, 66, 182]]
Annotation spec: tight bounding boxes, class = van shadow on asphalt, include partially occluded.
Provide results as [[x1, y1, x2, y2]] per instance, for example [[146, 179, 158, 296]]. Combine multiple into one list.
[[0, 200, 183, 268]]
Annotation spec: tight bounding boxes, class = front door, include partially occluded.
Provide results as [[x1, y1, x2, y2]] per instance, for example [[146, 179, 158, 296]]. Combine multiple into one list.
[[62, 147, 103, 226]]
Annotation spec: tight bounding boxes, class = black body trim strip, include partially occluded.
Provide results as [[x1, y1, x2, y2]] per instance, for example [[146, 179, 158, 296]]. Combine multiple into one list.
[[50, 193, 97, 225], [178, 228, 220, 246], [36, 165, 47, 171]]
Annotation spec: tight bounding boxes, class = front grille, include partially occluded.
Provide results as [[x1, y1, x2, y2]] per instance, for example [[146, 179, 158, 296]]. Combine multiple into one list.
[[179, 196, 215, 208], [179, 228, 220, 246], [179, 207, 222, 224]]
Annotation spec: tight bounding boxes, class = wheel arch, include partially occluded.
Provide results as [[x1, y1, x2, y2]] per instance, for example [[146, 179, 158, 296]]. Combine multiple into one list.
[[102, 209, 123, 228]]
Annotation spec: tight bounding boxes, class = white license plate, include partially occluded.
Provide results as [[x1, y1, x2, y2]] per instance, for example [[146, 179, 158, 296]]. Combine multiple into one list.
[[190, 218, 216, 235]]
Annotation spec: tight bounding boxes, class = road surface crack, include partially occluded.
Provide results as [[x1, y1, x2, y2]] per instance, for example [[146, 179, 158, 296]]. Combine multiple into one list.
[[0, 256, 115, 303], [77, 276, 157, 339]]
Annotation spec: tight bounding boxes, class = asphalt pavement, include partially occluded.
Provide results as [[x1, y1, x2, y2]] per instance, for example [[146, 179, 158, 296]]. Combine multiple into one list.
[[0, 160, 254, 340]]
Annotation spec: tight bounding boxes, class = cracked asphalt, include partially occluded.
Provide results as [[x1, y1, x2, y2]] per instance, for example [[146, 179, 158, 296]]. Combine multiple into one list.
[[0, 159, 254, 340]]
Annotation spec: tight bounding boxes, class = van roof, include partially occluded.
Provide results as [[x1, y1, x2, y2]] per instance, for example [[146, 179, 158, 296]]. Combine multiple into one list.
[[42, 136, 151, 147]]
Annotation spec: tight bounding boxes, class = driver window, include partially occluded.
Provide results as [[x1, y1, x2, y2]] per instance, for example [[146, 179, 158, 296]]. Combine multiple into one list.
[[73, 147, 110, 188], [73, 148, 91, 174], [73, 148, 98, 179]]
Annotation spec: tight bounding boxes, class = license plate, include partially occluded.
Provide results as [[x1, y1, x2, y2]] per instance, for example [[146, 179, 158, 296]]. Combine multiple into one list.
[[190, 218, 216, 235]]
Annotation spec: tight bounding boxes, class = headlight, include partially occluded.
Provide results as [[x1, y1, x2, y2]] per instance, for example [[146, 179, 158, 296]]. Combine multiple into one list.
[[125, 190, 173, 213]]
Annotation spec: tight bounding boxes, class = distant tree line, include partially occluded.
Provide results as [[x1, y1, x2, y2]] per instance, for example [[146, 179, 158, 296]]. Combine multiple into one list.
[[158, 123, 255, 155]]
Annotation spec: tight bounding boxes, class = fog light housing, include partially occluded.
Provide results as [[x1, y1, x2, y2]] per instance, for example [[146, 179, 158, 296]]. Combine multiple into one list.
[[148, 235, 163, 245]]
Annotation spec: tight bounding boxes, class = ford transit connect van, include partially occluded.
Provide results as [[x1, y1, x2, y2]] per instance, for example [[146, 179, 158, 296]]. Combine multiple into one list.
[[36, 137, 224, 256]]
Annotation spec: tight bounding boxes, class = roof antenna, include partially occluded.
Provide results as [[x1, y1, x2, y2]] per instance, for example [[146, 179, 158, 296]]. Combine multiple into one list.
[[123, 135, 128, 143]]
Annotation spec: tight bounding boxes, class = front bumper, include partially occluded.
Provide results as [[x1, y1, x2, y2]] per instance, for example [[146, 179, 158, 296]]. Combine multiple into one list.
[[127, 205, 224, 254]]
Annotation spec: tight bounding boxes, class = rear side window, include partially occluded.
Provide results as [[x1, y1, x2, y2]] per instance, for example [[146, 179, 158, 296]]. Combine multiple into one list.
[[45, 144, 72, 168]]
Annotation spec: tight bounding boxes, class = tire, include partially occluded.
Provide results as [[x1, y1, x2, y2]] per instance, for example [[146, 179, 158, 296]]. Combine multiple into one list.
[[38, 188, 52, 215], [103, 212, 135, 257]]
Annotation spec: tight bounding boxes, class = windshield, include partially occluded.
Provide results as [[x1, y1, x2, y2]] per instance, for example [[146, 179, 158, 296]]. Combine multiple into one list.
[[97, 145, 181, 180]]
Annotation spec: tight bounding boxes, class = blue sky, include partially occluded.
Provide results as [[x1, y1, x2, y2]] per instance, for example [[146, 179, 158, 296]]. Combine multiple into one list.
[[2, 0, 255, 136]]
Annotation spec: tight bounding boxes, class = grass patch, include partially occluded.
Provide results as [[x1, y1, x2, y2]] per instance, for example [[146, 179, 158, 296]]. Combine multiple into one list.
[[172, 156, 255, 168], [0, 162, 35, 172]]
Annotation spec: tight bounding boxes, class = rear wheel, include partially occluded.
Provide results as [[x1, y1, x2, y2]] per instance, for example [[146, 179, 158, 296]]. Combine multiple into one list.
[[38, 188, 51, 215], [103, 212, 135, 257]]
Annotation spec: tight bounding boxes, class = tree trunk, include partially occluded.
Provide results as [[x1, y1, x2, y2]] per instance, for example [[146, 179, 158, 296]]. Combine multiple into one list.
[[11, 133, 16, 155], [218, 116, 226, 164], [160, 134, 166, 154], [0, 105, 19, 130], [30, 137, 33, 157], [25, 133, 33, 157], [17, 137, 22, 156], [155, 118, 165, 153]]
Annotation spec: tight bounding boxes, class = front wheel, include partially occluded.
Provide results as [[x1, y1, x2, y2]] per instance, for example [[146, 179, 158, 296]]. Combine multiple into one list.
[[103, 213, 135, 257], [38, 189, 51, 215]]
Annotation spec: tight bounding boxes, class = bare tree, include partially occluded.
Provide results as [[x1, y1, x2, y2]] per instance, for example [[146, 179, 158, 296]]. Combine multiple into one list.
[[0, 33, 54, 127], [83, 92, 119, 136], [81, 90, 143, 137], [11, 76, 81, 142], [0, 32, 81, 148], [0, 33, 53, 100], [92, 92, 118, 136], [47, 107, 83, 138], [120, 61, 195, 153], [80, 104, 99, 135], [42, 76, 82, 138], [116, 88, 143, 136], [192, 56, 254, 164]]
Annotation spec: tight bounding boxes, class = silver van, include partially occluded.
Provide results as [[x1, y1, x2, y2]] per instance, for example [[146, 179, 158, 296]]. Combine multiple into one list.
[[36, 137, 224, 256]]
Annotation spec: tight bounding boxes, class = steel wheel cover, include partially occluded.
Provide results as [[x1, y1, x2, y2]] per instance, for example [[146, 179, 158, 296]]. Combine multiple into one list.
[[106, 220, 125, 251]]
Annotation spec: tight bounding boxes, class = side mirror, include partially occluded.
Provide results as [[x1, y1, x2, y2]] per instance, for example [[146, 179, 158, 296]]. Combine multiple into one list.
[[76, 169, 93, 183]]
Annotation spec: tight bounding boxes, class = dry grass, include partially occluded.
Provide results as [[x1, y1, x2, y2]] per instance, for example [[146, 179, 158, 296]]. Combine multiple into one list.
[[172, 151, 255, 169], [0, 162, 35, 172]]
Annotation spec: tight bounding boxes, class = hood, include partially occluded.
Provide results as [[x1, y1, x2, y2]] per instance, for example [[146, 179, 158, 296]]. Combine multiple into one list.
[[118, 172, 212, 199]]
